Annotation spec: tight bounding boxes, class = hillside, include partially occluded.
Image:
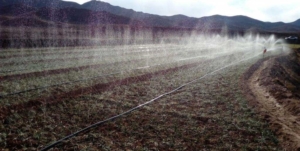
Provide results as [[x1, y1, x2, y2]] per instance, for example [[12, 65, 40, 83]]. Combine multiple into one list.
[[0, 0, 300, 32], [35, 7, 141, 25]]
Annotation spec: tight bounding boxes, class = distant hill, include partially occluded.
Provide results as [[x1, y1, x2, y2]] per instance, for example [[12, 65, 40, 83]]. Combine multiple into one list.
[[291, 19, 300, 26], [0, 0, 300, 33], [0, 4, 144, 27], [0, 0, 81, 8], [0, 4, 37, 16], [35, 7, 142, 25], [80, 1, 300, 32], [1, 16, 51, 27]]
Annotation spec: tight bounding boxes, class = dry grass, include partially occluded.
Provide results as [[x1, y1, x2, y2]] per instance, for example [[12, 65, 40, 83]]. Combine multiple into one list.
[[0, 34, 287, 150], [0, 51, 282, 150]]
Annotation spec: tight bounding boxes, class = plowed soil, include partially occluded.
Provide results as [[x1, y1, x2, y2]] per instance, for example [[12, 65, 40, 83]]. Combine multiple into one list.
[[0, 58, 206, 120], [241, 49, 300, 150]]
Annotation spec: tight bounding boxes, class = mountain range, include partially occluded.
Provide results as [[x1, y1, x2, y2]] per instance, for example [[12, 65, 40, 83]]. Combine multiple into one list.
[[1, 0, 300, 33]]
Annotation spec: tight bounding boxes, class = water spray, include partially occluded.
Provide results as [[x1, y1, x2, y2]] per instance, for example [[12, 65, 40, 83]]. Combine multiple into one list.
[[0, 31, 286, 150], [40, 49, 263, 151], [39, 33, 292, 150]]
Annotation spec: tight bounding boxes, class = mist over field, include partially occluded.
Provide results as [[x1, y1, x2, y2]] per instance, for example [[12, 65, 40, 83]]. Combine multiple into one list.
[[0, 0, 300, 150]]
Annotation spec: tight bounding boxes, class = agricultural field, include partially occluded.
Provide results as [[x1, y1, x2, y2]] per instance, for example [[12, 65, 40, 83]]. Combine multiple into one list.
[[0, 35, 288, 150]]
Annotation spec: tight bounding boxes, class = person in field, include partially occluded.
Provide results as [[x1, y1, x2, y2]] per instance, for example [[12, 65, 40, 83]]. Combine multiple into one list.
[[263, 47, 267, 57]]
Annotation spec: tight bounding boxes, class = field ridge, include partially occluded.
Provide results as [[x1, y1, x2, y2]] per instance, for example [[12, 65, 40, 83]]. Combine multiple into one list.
[[241, 51, 300, 150]]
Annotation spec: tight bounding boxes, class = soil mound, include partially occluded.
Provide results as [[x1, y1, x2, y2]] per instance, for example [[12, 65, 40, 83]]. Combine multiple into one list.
[[241, 49, 300, 150]]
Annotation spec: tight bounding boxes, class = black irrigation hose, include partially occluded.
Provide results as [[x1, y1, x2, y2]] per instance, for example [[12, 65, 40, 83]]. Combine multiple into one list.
[[40, 53, 261, 151]]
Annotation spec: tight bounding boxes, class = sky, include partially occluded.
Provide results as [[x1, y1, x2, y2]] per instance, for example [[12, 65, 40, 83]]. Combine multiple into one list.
[[66, 0, 300, 23]]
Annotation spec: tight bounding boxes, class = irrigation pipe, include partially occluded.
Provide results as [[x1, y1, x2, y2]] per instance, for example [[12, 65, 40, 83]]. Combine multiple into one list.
[[40, 53, 261, 151]]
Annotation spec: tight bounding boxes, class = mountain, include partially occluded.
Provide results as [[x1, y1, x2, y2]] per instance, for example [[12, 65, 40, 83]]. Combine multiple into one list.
[[81, 1, 138, 19], [0, 0, 300, 33], [0, 4, 37, 16], [0, 4, 144, 27], [80, 1, 300, 32], [1, 16, 52, 27], [193, 15, 300, 32], [35, 7, 141, 25], [81, 1, 175, 27], [0, 0, 81, 9], [291, 19, 300, 26]]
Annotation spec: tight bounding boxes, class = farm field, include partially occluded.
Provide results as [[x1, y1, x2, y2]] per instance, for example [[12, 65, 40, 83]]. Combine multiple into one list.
[[0, 35, 288, 150]]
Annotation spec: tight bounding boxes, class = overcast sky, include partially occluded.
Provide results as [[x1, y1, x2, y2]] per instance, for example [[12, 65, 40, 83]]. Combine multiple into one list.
[[66, 0, 299, 23]]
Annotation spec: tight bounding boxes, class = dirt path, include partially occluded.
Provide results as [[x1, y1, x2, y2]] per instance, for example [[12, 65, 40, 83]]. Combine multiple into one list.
[[243, 57, 300, 150]]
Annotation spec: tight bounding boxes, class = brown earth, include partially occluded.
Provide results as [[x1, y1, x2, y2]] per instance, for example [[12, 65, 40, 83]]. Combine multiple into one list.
[[0, 55, 97, 67], [0, 57, 159, 81], [0, 47, 164, 59], [0, 48, 176, 67], [241, 49, 300, 150], [0, 53, 235, 121], [0, 58, 208, 121]]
